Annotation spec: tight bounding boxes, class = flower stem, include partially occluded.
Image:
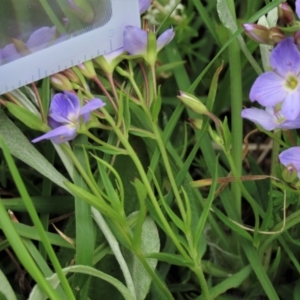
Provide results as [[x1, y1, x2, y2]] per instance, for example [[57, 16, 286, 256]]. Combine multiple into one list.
[[226, 0, 243, 217], [139, 62, 150, 106], [101, 108, 190, 260], [150, 65, 157, 102], [192, 265, 211, 300]]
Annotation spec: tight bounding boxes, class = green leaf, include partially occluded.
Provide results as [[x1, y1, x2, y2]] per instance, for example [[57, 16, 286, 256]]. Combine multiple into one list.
[[0, 268, 17, 300], [41, 77, 50, 118], [6, 102, 48, 131], [129, 127, 156, 139], [72, 136, 94, 299], [6, 88, 40, 115], [91, 208, 136, 299], [0, 110, 69, 191], [29, 265, 135, 300], [151, 86, 162, 122], [196, 265, 252, 299], [155, 60, 186, 73], [2, 196, 74, 213], [79, 143, 128, 155], [145, 252, 193, 267], [124, 216, 160, 300]]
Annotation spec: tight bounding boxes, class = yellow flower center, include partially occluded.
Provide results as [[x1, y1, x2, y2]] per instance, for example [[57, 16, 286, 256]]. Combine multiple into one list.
[[286, 75, 298, 90]]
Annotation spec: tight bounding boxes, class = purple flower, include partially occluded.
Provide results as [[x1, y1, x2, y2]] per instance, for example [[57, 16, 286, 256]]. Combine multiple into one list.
[[279, 147, 300, 179], [139, 0, 151, 14], [1, 43, 22, 63], [123, 26, 174, 56], [32, 92, 105, 144], [1, 27, 58, 63], [249, 38, 300, 120], [241, 106, 300, 131], [103, 47, 124, 63]]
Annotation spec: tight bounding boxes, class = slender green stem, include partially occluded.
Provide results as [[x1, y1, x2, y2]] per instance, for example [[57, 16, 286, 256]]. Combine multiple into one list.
[[128, 61, 145, 104], [150, 65, 157, 103], [226, 153, 260, 236], [106, 73, 120, 105], [93, 76, 118, 114], [136, 251, 173, 299], [139, 62, 150, 106], [150, 122, 186, 220], [61, 144, 132, 247], [226, 0, 243, 217], [101, 109, 190, 260], [192, 265, 211, 300]]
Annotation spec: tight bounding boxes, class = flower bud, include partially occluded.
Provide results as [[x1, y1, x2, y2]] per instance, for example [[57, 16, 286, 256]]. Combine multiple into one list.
[[50, 73, 73, 91], [61, 69, 80, 84], [12, 38, 30, 55], [243, 24, 270, 44], [77, 61, 96, 79], [146, 30, 157, 66], [208, 127, 224, 150], [177, 91, 208, 115], [282, 164, 298, 183], [278, 3, 294, 25], [269, 27, 285, 44], [67, 0, 94, 23], [93, 47, 124, 74], [188, 118, 203, 130]]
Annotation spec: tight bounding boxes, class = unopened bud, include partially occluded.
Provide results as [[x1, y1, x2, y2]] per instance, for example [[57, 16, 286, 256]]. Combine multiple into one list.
[[50, 73, 73, 91], [189, 118, 203, 130], [77, 61, 96, 79], [282, 164, 298, 183], [93, 47, 124, 74], [208, 127, 224, 149], [177, 91, 208, 115], [269, 27, 285, 44], [67, 0, 94, 23], [243, 24, 270, 44], [278, 3, 294, 25], [146, 30, 157, 66], [61, 69, 80, 83], [12, 38, 30, 55]]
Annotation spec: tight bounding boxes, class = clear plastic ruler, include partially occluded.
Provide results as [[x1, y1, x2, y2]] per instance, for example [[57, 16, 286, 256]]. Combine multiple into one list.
[[0, 0, 140, 94]]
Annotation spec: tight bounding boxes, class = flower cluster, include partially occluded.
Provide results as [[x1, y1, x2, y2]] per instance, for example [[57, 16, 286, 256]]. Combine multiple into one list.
[[242, 1, 300, 181], [32, 0, 175, 144]]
